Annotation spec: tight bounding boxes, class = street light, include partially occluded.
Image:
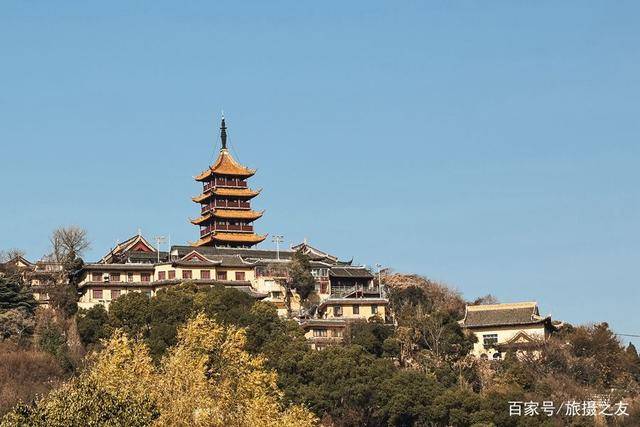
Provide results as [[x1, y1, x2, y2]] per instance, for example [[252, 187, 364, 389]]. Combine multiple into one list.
[[375, 263, 384, 296], [154, 236, 166, 263], [272, 235, 284, 260]]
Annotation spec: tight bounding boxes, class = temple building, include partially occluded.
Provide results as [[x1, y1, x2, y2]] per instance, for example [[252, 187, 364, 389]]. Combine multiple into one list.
[[191, 117, 266, 248], [459, 301, 562, 360]]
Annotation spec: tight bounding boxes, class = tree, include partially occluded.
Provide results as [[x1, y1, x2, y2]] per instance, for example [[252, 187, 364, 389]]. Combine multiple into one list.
[[288, 250, 315, 304], [0, 249, 26, 264], [76, 305, 110, 348], [107, 291, 152, 339], [48, 283, 78, 318], [1, 377, 158, 427], [347, 318, 395, 357], [34, 310, 74, 372], [149, 313, 316, 426], [0, 309, 35, 343], [49, 226, 90, 264], [294, 345, 395, 425], [376, 370, 445, 426], [471, 294, 499, 305], [4, 314, 317, 426], [0, 277, 37, 315]]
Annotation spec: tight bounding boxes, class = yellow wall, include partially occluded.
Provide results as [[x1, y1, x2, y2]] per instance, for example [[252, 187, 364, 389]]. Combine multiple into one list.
[[467, 324, 547, 359], [324, 302, 387, 320], [77, 263, 256, 310]]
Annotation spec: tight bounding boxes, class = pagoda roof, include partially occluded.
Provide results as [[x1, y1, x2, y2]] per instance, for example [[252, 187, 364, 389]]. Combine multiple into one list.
[[213, 187, 261, 198], [193, 232, 267, 247], [195, 149, 256, 181], [192, 187, 261, 203], [191, 209, 264, 225]]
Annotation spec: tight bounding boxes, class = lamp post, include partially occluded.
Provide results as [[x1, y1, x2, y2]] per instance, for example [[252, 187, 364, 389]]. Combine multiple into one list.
[[154, 236, 166, 263], [375, 263, 384, 296], [272, 235, 284, 260]]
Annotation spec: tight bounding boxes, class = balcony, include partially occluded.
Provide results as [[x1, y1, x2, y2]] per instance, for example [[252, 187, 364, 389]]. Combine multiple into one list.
[[203, 179, 248, 191], [213, 200, 250, 209], [212, 224, 254, 232]]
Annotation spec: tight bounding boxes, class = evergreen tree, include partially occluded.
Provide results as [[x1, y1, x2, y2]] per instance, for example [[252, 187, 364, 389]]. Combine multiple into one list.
[[0, 277, 37, 314], [287, 250, 315, 305]]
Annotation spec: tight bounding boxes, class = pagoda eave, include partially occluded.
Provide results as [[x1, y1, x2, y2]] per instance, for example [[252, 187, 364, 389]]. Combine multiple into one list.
[[193, 232, 267, 247], [212, 187, 261, 198], [213, 209, 264, 220], [195, 168, 256, 182]]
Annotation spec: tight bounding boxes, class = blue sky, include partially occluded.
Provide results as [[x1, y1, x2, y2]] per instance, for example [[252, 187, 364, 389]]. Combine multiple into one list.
[[1, 1, 638, 345]]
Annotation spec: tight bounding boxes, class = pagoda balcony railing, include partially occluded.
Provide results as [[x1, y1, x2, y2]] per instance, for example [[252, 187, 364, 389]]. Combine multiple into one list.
[[213, 200, 250, 209], [203, 180, 248, 192], [200, 224, 254, 236], [212, 224, 254, 232]]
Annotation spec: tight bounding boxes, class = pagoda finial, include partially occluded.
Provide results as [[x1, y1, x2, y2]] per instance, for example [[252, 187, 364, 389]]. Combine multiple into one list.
[[220, 113, 227, 150]]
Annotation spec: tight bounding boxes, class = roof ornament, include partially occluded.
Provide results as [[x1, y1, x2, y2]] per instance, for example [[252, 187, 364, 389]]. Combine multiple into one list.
[[220, 113, 228, 150]]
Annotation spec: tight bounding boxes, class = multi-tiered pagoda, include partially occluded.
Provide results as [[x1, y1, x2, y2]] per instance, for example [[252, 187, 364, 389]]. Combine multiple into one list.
[[191, 118, 266, 248]]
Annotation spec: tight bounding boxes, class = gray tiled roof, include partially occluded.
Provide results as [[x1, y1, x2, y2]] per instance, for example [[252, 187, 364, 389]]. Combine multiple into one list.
[[461, 302, 547, 328], [329, 267, 373, 279]]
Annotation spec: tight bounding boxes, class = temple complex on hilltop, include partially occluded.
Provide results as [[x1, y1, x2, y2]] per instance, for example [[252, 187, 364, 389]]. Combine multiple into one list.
[[191, 117, 266, 248], [2, 115, 564, 355]]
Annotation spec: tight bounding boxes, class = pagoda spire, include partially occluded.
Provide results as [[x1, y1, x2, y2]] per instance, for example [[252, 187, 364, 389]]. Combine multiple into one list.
[[220, 115, 227, 150]]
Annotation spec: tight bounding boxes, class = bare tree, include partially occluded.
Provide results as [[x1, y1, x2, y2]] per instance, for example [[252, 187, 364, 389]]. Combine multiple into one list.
[[0, 249, 27, 263], [50, 226, 90, 263], [471, 294, 499, 305]]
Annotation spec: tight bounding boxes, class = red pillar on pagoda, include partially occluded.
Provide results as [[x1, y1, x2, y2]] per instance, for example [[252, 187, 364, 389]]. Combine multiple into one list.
[[191, 117, 267, 248]]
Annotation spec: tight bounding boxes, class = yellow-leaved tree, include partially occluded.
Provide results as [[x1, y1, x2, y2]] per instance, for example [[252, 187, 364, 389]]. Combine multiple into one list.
[[2, 313, 316, 427]]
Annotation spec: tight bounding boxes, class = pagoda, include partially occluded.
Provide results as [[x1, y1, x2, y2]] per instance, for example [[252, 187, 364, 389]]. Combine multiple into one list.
[[191, 117, 267, 248]]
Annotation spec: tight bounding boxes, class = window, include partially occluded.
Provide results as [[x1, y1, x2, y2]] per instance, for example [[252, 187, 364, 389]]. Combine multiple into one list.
[[217, 271, 228, 281], [141, 273, 151, 282], [313, 329, 328, 337], [235, 271, 245, 281], [271, 291, 282, 299], [92, 272, 101, 282], [333, 306, 343, 317], [158, 271, 166, 280], [168, 270, 176, 280], [93, 289, 103, 299], [127, 272, 134, 283], [111, 289, 121, 300], [353, 305, 360, 315], [110, 273, 121, 282], [371, 305, 378, 314], [201, 270, 210, 279], [332, 329, 343, 338], [182, 270, 192, 280], [483, 334, 498, 347]]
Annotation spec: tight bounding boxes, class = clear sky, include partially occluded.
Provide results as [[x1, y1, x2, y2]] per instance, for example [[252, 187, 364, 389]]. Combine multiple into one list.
[[1, 1, 638, 345]]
